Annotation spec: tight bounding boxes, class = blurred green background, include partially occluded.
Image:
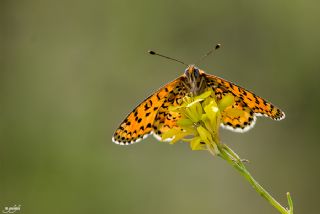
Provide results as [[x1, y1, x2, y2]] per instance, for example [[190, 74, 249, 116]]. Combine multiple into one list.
[[1, 0, 320, 213]]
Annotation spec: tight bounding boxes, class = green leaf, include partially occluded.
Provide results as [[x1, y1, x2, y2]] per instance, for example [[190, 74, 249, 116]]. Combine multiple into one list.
[[161, 128, 181, 141], [197, 126, 215, 145], [169, 131, 190, 144], [185, 102, 202, 123], [177, 118, 194, 127], [218, 94, 234, 112], [190, 137, 205, 150], [203, 100, 218, 130], [194, 90, 212, 100]]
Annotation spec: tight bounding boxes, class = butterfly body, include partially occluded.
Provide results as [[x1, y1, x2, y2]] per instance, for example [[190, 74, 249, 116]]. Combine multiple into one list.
[[112, 65, 285, 145]]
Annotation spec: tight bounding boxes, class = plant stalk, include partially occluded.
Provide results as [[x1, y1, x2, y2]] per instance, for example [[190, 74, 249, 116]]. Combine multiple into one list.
[[207, 143, 293, 214]]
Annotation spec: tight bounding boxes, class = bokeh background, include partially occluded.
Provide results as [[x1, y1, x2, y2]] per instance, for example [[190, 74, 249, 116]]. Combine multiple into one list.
[[1, 1, 320, 213]]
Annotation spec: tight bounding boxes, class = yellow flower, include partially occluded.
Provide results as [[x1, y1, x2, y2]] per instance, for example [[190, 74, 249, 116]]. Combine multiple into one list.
[[160, 87, 293, 214], [162, 89, 235, 154]]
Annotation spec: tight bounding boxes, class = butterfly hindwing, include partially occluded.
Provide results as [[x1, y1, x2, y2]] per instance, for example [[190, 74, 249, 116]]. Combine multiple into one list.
[[220, 102, 256, 132], [152, 83, 187, 141], [205, 73, 285, 132], [112, 77, 184, 145]]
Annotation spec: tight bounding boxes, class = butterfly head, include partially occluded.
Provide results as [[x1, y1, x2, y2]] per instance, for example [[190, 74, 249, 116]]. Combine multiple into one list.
[[184, 65, 206, 95], [184, 65, 199, 77]]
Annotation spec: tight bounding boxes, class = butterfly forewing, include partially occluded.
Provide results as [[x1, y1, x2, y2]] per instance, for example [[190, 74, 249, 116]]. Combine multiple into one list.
[[112, 77, 184, 145]]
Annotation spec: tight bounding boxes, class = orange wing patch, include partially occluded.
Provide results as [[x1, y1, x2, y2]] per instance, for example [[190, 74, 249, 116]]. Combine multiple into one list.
[[221, 102, 256, 132], [112, 77, 183, 145], [205, 73, 285, 132]]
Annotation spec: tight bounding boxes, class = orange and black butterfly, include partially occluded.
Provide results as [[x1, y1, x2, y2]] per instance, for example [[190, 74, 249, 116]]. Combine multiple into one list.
[[112, 48, 285, 145]]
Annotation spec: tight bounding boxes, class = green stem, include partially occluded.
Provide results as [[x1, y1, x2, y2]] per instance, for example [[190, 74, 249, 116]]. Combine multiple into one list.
[[208, 144, 293, 214]]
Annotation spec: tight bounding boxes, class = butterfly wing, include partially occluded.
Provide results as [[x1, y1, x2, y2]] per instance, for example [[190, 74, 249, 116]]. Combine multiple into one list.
[[205, 73, 285, 132], [152, 82, 187, 141], [112, 77, 184, 145]]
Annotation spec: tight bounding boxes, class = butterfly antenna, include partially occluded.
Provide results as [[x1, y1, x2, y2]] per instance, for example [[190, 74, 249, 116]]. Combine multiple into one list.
[[195, 43, 221, 65], [148, 50, 188, 66]]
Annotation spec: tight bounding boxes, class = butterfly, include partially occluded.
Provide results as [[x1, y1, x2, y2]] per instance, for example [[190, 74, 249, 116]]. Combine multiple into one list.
[[112, 62, 285, 145]]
